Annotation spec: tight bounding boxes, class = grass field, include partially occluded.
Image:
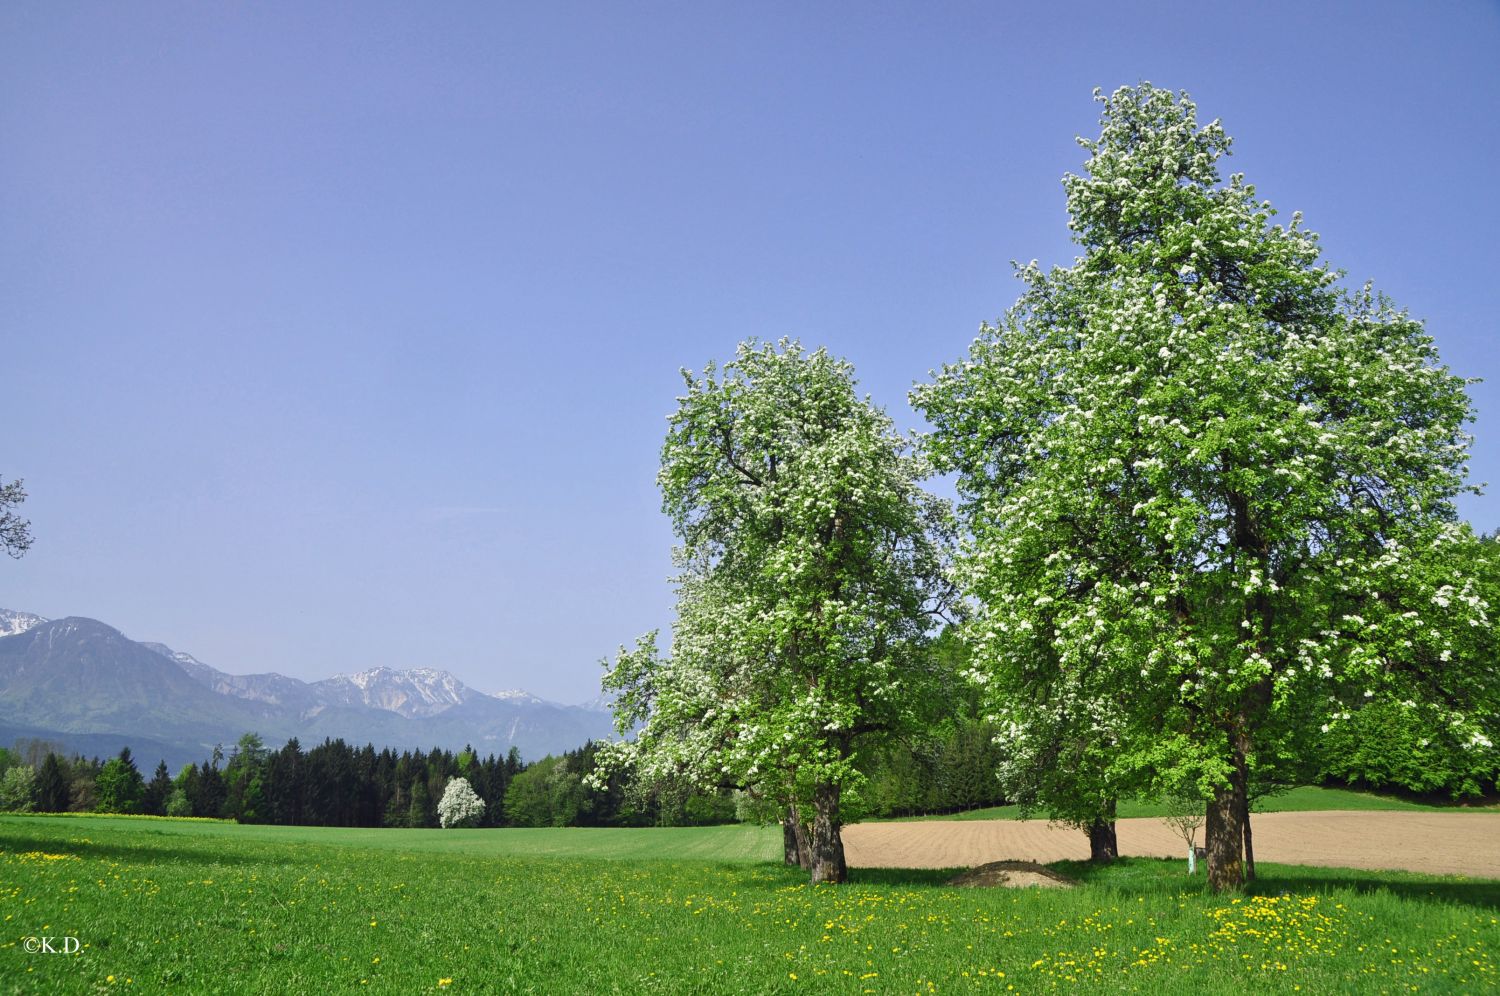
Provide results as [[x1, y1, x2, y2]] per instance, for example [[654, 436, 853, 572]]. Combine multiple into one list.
[[2, 814, 1497, 993], [887, 785, 1500, 823]]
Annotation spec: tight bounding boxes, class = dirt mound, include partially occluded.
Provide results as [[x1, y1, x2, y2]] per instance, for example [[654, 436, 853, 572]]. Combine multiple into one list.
[[947, 860, 1077, 889]]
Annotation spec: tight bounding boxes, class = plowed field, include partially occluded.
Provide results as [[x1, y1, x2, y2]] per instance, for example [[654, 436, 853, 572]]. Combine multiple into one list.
[[842, 810, 1500, 877]]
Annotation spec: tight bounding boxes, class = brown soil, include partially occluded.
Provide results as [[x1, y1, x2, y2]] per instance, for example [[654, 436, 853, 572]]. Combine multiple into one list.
[[946, 860, 1077, 889], [842, 811, 1500, 879]]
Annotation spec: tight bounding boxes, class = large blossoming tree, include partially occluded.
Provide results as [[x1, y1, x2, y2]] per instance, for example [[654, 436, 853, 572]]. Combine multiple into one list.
[[913, 84, 1491, 892], [595, 340, 951, 883]]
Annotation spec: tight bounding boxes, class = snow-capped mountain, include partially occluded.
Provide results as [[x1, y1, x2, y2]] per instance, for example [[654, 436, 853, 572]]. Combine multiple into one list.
[[0, 608, 616, 766], [315, 667, 475, 718], [0, 608, 46, 639], [490, 688, 544, 706]]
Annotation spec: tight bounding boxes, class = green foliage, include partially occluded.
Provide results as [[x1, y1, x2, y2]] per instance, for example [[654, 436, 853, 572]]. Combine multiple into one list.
[[94, 748, 145, 815], [224, 733, 269, 823], [142, 761, 173, 817], [597, 340, 952, 878], [164, 787, 193, 817], [859, 720, 1009, 818], [0, 764, 35, 811], [407, 777, 432, 828], [680, 791, 736, 826], [44, 733, 653, 830], [35, 753, 69, 813], [913, 84, 1489, 881], [504, 755, 586, 828], [1321, 699, 1498, 798], [856, 628, 1009, 818]]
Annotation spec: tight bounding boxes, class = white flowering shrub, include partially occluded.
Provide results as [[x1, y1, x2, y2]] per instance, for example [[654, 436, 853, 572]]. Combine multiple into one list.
[[437, 776, 485, 828]]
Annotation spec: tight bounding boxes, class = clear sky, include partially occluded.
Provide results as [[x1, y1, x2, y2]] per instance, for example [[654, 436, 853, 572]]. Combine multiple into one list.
[[3, 2, 1497, 703]]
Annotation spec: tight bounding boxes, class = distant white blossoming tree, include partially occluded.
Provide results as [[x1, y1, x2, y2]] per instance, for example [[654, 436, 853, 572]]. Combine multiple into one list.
[[913, 84, 1491, 893], [594, 340, 952, 884], [437, 776, 485, 829]]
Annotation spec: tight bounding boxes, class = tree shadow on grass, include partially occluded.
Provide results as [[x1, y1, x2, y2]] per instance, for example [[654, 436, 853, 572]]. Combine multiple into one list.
[[1053, 857, 1500, 912], [0, 831, 261, 867], [847, 867, 964, 888], [1247, 868, 1500, 912]]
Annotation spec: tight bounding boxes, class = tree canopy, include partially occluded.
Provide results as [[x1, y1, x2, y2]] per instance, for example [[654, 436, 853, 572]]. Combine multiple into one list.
[[596, 339, 951, 882], [913, 83, 1489, 892]]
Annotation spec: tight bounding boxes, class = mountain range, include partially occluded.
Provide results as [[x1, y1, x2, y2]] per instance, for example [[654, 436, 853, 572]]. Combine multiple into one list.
[[0, 608, 617, 771]]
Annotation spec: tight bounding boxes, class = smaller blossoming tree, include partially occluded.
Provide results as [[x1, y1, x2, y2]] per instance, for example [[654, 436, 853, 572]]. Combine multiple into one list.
[[594, 340, 953, 884], [437, 776, 486, 829]]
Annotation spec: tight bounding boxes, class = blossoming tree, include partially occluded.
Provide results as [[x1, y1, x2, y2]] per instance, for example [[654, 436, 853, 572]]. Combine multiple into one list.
[[595, 340, 951, 883], [913, 84, 1490, 892], [437, 776, 485, 828]]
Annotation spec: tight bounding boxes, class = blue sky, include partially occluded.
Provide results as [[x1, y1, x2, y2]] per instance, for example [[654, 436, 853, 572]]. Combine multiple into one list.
[[3, 2, 1497, 702]]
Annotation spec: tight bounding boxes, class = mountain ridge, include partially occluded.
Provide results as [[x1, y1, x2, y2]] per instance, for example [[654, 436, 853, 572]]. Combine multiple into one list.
[[0, 608, 615, 768]]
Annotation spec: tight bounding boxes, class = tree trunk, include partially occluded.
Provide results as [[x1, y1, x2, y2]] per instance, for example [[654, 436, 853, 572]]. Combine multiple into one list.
[[1237, 747, 1256, 882], [1205, 769, 1246, 893], [1242, 799, 1256, 882], [809, 783, 847, 884], [785, 804, 812, 869], [1087, 798, 1118, 863]]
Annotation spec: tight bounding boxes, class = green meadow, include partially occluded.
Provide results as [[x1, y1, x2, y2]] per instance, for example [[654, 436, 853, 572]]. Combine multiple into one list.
[[1, 813, 1496, 994]]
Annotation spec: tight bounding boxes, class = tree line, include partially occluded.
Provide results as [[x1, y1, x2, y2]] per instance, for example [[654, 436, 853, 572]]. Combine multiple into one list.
[[0, 736, 577, 828], [0, 713, 1012, 826]]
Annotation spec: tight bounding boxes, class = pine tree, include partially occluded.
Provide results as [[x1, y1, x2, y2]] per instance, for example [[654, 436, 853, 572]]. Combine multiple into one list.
[[143, 761, 173, 816], [35, 753, 70, 813]]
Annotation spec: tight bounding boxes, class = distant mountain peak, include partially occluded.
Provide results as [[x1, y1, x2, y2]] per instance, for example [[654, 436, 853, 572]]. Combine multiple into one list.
[[0, 609, 47, 638], [490, 688, 543, 705], [315, 666, 475, 718]]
